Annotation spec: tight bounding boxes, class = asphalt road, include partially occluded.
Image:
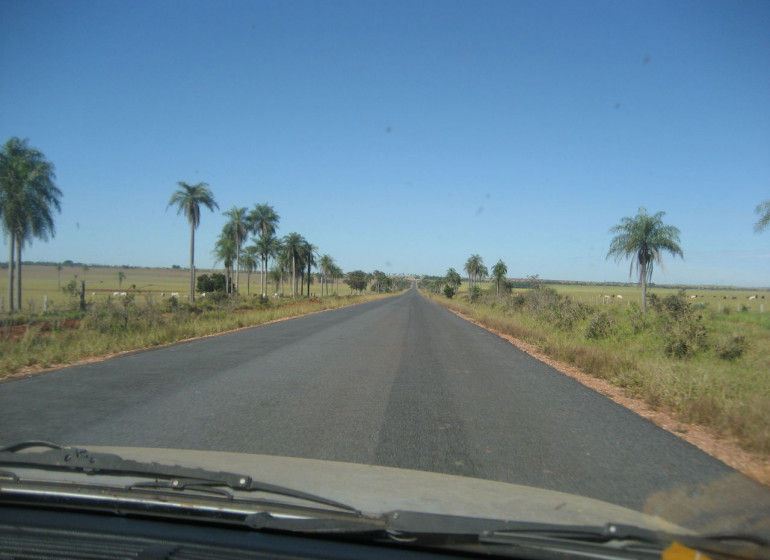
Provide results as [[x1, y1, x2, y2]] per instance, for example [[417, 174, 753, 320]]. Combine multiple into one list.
[[1, 287, 768, 533]]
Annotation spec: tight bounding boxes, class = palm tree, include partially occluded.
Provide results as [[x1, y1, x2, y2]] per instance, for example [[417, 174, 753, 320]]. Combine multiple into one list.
[[446, 268, 462, 291], [282, 232, 306, 298], [0, 137, 62, 313], [248, 203, 280, 297], [254, 233, 281, 298], [755, 200, 770, 234], [492, 259, 508, 298], [464, 254, 487, 294], [607, 207, 684, 312], [213, 232, 236, 294], [318, 254, 335, 296], [167, 181, 218, 302], [329, 263, 343, 295], [300, 240, 318, 296], [249, 203, 280, 238], [242, 245, 259, 295], [222, 206, 249, 294]]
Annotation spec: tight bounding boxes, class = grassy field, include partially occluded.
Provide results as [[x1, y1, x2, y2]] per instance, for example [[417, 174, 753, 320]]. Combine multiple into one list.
[[0, 264, 356, 313], [425, 281, 770, 457], [459, 280, 770, 313]]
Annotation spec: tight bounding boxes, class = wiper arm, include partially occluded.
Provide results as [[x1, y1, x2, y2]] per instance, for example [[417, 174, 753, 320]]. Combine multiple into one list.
[[0, 441, 359, 514]]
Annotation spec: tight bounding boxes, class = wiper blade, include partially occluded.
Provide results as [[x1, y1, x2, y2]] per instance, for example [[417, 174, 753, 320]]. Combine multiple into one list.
[[0, 441, 359, 514], [386, 513, 770, 560]]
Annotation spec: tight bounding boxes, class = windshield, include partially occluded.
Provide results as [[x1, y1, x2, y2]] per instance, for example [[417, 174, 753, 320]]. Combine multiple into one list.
[[1, 0, 768, 545]]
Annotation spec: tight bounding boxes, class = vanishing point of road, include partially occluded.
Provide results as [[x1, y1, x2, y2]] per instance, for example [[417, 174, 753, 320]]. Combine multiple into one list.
[[1, 287, 768, 533]]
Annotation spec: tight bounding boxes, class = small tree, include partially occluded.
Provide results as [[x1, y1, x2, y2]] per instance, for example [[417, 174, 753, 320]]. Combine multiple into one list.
[[345, 270, 368, 294]]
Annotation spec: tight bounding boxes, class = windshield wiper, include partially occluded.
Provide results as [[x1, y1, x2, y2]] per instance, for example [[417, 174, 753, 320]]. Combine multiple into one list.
[[381, 512, 770, 560], [0, 441, 359, 514]]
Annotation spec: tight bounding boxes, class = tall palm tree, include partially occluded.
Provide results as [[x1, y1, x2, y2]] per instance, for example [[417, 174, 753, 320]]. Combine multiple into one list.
[[213, 232, 236, 294], [167, 181, 218, 302], [222, 206, 249, 294], [254, 233, 281, 298], [249, 203, 280, 238], [300, 240, 318, 296], [282, 232, 306, 298], [242, 245, 259, 295], [0, 137, 62, 313], [464, 254, 486, 294], [464, 256, 477, 292], [607, 207, 684, 312], [318, 254, 335, 296], [755, 200, 770, 234], [248, 203, 281, 296], [492, 259, 508, 298]]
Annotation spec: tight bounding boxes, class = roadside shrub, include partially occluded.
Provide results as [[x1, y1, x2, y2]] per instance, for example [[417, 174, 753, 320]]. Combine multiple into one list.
[[585, 311, 613, 340], [715, 335, 748, 361], [624, 302, 647, 335], [651, 291, 709, 359], [443, 285, 456, 299], [469, 285, 482, 303], [161, 295, 179, 312]]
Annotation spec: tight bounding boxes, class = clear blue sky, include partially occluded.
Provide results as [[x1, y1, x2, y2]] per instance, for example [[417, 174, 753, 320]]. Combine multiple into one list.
[[2, 0, 769, 286]]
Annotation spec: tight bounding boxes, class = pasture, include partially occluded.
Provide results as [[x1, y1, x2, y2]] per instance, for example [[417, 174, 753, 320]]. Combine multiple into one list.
[[459, 280, 770, 314], [0, 264, 355, 314]]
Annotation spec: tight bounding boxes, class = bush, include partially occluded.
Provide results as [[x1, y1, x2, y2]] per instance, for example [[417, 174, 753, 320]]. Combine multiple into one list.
[[651, 292, 708, 359], [585, 311, 613, 340], [443, 285, 456, 299], [715, 335, 748, 361], [469, 285, 482, 303], [161, 295, 179, 312]]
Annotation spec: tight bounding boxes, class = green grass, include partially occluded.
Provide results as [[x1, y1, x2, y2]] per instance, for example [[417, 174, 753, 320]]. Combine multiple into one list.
[[425, 286, 770, 456]]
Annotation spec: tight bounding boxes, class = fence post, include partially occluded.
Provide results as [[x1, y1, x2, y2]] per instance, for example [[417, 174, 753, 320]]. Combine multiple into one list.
[[43, 295, 48, 313]]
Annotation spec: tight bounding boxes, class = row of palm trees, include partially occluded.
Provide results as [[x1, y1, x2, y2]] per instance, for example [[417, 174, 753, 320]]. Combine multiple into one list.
[[2, 136, 770, 313], [168, 181, 343, 301]]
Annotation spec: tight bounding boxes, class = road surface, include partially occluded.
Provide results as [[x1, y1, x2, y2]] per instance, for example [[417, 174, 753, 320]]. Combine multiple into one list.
[[1, 287, 768, 533]]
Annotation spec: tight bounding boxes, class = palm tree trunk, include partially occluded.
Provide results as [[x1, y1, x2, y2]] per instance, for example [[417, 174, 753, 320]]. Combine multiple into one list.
[[7, 235, 14, 313], [235, 249, 240, 295], [15, 240, 22, 311], [189, 224, 195, 302], [291, 255, 296, 298], [261, 257, 266, 297], [641, 260, 648, 313]]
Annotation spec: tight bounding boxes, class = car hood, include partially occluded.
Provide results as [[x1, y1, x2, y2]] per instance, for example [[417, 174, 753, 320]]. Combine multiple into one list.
[[71, 446, 687, 534]]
